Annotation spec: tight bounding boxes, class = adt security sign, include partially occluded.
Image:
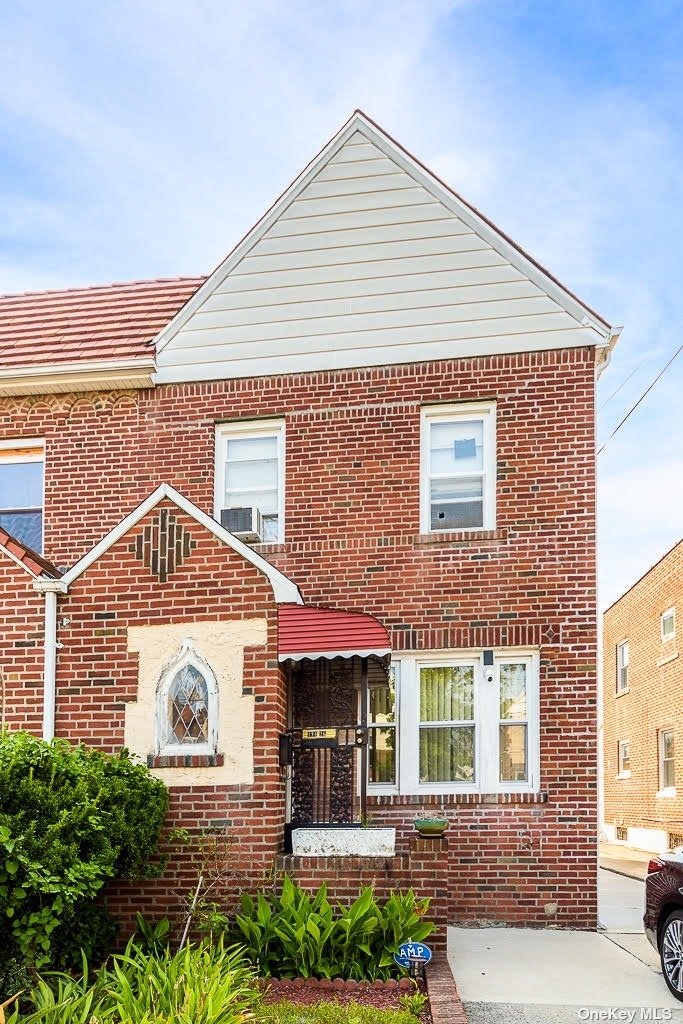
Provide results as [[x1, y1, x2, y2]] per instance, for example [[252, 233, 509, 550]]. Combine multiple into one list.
[[393, 940, 433, 969]]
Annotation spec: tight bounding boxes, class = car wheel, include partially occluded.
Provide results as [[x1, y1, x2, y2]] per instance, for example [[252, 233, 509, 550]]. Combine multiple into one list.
[[661, 910, 683, 1000]]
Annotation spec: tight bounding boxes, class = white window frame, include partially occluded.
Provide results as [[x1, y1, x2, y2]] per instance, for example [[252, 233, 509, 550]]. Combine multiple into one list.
[[388, 649, 539, 796], [156, 642, 219, 757], [617, 739, 631, 779], [214, 419, 285, 543], [420, 402, 496, 534], [661, 608, 676, 643], [658, 729, 676, 797], [0, 438, 45, 552], [367, 662, 400, 795], [616, 641, 629, 694]]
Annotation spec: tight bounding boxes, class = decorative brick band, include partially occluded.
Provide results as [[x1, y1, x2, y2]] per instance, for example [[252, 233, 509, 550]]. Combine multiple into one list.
[[369, 791, 549, 807], [390, 625, 559, 650], [414, 529, 508, 545], [146, 753, 224, 769]]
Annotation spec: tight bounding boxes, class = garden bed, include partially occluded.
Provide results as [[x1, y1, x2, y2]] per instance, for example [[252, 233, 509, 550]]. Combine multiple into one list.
[[262, 977, 431, 1022]]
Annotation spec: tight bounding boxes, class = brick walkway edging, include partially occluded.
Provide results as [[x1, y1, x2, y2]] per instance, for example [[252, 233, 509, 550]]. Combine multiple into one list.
[[426, 955, 468, 1024]]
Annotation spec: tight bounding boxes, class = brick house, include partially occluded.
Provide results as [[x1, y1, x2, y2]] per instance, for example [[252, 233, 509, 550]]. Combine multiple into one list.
[[603, 540, 683, 853], [0, 111, 618, 936]]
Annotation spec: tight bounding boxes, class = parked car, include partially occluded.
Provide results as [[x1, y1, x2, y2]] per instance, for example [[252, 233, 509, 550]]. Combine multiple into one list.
[[645, 853, 683, 998]]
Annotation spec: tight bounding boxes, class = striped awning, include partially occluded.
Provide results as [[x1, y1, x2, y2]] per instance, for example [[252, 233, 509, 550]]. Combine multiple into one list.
[[278, 604, 391, 662]]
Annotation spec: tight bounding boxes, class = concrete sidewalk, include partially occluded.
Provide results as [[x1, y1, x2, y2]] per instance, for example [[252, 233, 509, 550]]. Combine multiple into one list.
[[449, 926, 683, 1022], [600, 841, 654, 880]]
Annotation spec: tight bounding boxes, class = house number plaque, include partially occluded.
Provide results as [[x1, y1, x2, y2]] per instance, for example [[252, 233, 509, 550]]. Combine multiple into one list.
[[301, 728, 338, 748]]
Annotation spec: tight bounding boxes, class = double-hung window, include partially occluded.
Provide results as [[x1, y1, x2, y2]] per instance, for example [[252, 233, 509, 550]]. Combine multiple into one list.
[[617, 740, 631, 778], [368, 651, 539, 795], [215, 420, 284, 543], [616, 641, 629, 694], [0, 440, 44, 551], [661, 608, 676, 642], [659, 730, 675, 794], [420, 403, 496, 533]]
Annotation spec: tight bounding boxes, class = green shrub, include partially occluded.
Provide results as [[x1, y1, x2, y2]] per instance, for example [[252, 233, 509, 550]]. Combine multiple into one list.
[[230, 876, 433, 981], [4, 941, 261, 1024], [0, 731, 169, 969]]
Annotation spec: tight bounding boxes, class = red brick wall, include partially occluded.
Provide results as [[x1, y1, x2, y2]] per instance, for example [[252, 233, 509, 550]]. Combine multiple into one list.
[[603, 541, 683, 848], [53, 499, 285, 928], [0, 554, 45, 734], [0, 349, 598, 928]]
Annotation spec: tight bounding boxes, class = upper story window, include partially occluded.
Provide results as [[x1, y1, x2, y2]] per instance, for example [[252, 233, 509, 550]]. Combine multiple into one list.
[[368, 650, 539, 795], [215, 420, 284, 543], [156, 642, 218, 757], [661, 608, 676, 642], [616, 641, 629, 694], [420, 403, 496, 533], [0, 441, 44, 552]]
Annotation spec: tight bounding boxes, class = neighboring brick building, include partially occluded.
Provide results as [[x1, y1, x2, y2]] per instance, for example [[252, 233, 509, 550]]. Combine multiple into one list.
[[0, 111, 619, 934], [603, 540, 683, 853]]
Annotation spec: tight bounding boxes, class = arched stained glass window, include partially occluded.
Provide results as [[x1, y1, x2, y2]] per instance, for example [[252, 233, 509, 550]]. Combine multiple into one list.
[[156, 643, 218, 755], [169, 664, 209, 745]]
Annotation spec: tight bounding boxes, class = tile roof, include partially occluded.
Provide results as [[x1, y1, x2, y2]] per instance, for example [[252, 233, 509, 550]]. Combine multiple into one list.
[[0, 527, 62, 578], [0, 277, 205, 369], [278, 604, 391, 661]]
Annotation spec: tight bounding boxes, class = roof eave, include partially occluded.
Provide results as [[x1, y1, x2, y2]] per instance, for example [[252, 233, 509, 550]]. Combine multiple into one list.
[[0, 357, 156, 397]]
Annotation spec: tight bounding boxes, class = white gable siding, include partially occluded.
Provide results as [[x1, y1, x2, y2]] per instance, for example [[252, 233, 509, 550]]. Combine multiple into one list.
[[155, 130, 601, 383]]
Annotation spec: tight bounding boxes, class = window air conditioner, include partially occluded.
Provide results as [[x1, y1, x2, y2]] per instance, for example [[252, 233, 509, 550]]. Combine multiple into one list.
[[220, 507, 263, 542]]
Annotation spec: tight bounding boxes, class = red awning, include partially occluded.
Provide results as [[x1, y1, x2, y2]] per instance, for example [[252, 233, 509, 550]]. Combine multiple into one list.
[[278, 604, 391, 662]]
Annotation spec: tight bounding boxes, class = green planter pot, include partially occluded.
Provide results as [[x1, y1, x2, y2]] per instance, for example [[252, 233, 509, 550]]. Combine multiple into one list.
[[413, 817, 448, 837]]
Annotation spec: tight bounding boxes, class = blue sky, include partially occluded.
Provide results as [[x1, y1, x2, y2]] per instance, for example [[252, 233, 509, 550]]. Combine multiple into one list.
[[1, 0, 681, 607]]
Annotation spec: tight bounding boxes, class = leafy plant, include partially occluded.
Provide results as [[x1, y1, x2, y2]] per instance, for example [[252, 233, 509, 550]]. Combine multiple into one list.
[[230, 876, 433, 981], [4, 940, 260, 1024], [398, 988, 428, 1017], [134, 912, 171, 955], [0, 730, 168, 969]]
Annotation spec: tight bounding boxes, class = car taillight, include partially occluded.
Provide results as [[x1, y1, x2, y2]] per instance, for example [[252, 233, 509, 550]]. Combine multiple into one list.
[[647, 858, 666, 874]]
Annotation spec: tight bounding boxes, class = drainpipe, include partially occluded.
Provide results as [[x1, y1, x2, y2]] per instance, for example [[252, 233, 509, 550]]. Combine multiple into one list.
[[33, 579, 66, 742], [42, 589, 57, 741]]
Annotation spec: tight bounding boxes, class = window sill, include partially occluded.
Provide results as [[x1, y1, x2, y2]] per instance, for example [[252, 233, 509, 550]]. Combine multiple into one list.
[[616, 771, 631, 780], [656, 787, 676, 799], [369, 791, 548, 806], [658, 652, 679, 668], [252, 542, 287, 555], [147, 753, 224, 769], [414, 528, 507, 546], [615, 687, 630, 698]]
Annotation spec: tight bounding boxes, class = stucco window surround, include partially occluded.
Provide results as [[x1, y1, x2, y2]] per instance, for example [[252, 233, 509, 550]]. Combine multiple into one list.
[[156, 640, 218, 757], [214, 419, 285, 543], [369, 649, 540, 797], [420, 402, 496, 535]]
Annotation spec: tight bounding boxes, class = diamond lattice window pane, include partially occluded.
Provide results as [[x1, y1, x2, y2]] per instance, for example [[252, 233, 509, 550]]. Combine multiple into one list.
[[168, 665, 209, 745]]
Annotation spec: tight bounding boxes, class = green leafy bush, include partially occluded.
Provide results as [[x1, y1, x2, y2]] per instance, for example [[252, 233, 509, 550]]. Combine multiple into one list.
[[230, 876, 433, 981], [4, 941, 261, 1024], [0, 731, 169, 970]]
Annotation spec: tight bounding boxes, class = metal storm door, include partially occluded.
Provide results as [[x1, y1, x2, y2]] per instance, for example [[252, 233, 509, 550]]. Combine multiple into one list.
[[288, 657, 368, 826]]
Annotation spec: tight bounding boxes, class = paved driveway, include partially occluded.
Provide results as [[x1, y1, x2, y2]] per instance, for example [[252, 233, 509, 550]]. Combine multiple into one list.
[[448, 869, 683, 1023]]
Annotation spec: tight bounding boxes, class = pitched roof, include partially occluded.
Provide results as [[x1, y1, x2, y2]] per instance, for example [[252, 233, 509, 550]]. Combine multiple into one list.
[[0, 527, 62, 578], [0, 277, 204, 369]]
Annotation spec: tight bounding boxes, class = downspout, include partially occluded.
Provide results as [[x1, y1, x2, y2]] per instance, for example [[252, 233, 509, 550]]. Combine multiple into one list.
[[33, 579, 67, 742], [42, 589, 57, 741]]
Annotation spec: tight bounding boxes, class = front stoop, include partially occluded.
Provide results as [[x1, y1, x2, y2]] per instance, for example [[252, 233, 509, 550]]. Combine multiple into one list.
[[426, 955, 469, 1024]]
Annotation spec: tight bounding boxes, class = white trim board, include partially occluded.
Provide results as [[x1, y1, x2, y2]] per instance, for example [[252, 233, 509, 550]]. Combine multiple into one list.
[[33, 484, 303, 605]]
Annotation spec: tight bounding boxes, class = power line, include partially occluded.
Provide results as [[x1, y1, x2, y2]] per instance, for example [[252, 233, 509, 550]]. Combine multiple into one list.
[[598, 358, 647, 410], [598, 341, 683, 455]]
